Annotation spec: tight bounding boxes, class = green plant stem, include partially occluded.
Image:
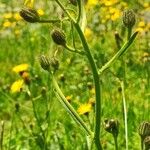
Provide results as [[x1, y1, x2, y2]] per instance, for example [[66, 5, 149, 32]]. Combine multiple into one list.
[[113, 135, 118, 150], [39, 19, 61, 23], [77, 0, 81, 23], [51, 74, 93, 136], [0, 121, 4, 150], [55, 1, 102, 149], [120, 81, 128, 150], [73, 23, 102, 150], [127, 27, 132, 40], [98, 31, 138, 75], [64, 44, 85, 55]]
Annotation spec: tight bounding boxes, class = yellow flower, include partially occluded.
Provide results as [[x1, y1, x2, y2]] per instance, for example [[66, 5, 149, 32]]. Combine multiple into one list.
[[14, 13, 22, 21], [24, 0, 34, 8], [12, 64, 29, 73], [11, 79, 24, 93], [37, 9, 44, 16], [138, 21, 145, 27], [84, 27, 93, 40], [66, 95, 72, 103], [3, 13, 13, 19], [77, 103, 92, 115], [3, 21, 12, 28]]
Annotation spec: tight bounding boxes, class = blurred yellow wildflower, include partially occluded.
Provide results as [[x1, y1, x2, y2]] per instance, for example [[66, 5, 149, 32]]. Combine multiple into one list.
[[66, 95, 72, 103], [143, 2, 149, 8], [77, 103, 92, 115], [24, 0, 34, 8], [84, 27, 93, 40], [3, 13, 13, 19], [102, 0, 118, 6], [11, 79, 24, 93], [14, 13, 22, 21], [138, 21, 145, 27], [3, 21, 12, 28], [14, 29, 21, 36], [86, 0, 99, 9], [37, 9, 44, 16], [12, 64, 29, 73]]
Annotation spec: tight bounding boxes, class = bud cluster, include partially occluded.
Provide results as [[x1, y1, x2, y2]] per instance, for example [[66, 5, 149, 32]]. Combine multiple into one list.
[[39, 55, 59, 72]]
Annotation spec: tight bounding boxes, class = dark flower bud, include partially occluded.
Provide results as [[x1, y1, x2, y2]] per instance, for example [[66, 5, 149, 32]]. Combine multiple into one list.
[[19, 7, 40, 23], [138, 121, 150, 139], [39, 55, 51, 72], [144, 136, 150, 150], [50, 57, 59, 72], [123, 10, 136, 28], [51, 29, 66, 46], [104, 119, 119, 137], [69, 0, 77, 6]]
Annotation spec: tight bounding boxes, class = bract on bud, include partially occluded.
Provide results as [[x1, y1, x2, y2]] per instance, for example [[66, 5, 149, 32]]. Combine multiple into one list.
[[51, 29, 66, 46], [123, 10, 136, 28], [19, 7, 40, 23]]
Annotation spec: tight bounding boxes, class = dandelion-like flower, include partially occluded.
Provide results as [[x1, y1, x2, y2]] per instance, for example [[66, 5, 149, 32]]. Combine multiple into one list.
[[77, 103, 92, 115], [12, 64, 29, 73], [10, 79, 24, 93]]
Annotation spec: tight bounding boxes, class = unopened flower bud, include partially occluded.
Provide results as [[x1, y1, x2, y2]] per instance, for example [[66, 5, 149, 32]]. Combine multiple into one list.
[[20, 7, 40, 23], [69, 0, 77, 6], [123, 10, 136, 28], [104, 119, 119, 137], [138, 121, 150, 139], [50, 58, 59, 72], [39, 55, 51, 71], [51, 29, 66, 46], [144, 136, 150, 150]]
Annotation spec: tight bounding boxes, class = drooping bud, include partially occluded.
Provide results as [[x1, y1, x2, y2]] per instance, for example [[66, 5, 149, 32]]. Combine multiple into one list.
[[138, 121, 150, 139], [69, 0, 77, 6], [144, 136, 150, 150], [19, 7, 40, 23], [104, 119, 119, 137], [123, 9, 136, 28], [51, 29, 66, 46], [39, 55, 51, 72]]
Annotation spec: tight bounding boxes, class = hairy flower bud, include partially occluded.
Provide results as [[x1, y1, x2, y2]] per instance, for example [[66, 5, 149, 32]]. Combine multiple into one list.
[[69, 0, 77, 6], [104, 119, 119, 137], [51, 29, 66, 46], [123, 10, 136, 28], [20, 7, 40, 23], [51, 58, 59, 72], [39, 55, 51, 71], [144, 136, 150, 150], [138, 121, 150, 138]]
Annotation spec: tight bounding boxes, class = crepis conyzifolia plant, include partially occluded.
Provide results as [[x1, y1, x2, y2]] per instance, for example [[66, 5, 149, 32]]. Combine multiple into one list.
[[19, 1, 142, 149]]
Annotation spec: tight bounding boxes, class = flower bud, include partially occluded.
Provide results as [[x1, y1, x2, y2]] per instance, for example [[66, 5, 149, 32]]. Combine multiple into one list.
[[39, 55, 51, 72], [51, 29, 66, 46], [50, 58, 59, 72], [123, 10, 136, 28], [144, 136, 150, 150], [104, 119, 119, 137], [138, 121, 150, 139], [19, 7, 40, 23], [69, 0, 77, 6]]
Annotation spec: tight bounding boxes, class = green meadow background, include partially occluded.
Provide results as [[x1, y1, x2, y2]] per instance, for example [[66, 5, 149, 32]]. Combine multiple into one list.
[[0, 0, 150, 149]]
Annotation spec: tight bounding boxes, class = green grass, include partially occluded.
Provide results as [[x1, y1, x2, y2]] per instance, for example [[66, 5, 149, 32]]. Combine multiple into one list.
[[0, 0, 150, 149]]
